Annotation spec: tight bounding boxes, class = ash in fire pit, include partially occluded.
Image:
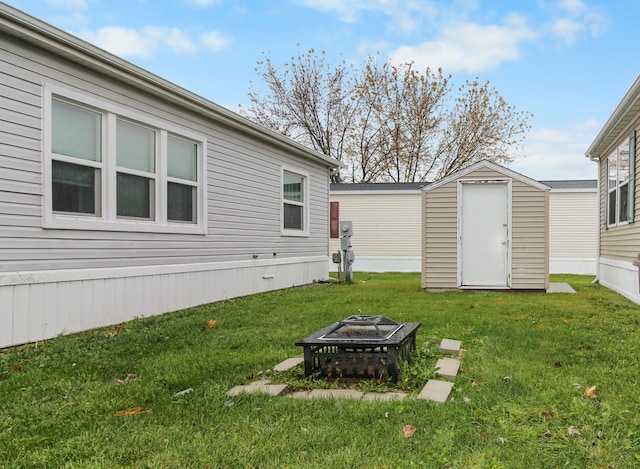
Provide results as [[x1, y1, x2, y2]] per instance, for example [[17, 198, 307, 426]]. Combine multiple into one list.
[[296, 315, 420, 382]]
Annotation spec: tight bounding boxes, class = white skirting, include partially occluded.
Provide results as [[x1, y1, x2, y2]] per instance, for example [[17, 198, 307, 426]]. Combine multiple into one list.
[[0, 256, 329, 349], [329, 256, 422, 273], [598, 257, 640, 305], [328, 255, 596, 275], [549, 257, 597, 275]]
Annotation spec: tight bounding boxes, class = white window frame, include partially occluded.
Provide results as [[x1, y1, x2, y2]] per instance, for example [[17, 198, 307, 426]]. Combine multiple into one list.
[[281, 166, 309, 237], [43, 84, 207, 234], [606, 135, 631, 228]]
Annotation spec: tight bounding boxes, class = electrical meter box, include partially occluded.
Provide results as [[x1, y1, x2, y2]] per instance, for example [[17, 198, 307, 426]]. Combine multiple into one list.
[[340, 221, 353, 237]]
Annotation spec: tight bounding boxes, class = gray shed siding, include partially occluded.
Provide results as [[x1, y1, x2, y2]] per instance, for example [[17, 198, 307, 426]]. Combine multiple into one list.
[[422, 163, 549, 290], [0, 33, 330, 272]]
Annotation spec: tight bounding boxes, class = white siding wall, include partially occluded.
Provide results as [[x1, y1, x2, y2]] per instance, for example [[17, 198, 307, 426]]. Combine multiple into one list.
[[549, 190, 597, 274], [329, 191, 422, 272]]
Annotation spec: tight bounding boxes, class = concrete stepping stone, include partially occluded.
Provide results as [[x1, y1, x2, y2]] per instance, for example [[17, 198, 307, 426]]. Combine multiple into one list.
[[439, 338, 462, 355], [435, 357, 460, 379], [417, 379, 454, 405], [307, 389, 363, 400], [227, 380, 288, 397], [274, 357, 304, 372], [362, 392, 407, 401]]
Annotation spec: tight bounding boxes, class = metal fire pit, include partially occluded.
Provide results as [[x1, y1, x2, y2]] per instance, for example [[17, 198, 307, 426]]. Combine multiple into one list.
[[295, 315, 420, 382]]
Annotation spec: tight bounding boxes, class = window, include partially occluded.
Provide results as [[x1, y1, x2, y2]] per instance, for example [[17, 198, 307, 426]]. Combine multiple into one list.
[[607, 131, 636, 227], [51, 99, 102, 215], [44, 85, 206, 233], [282, 169, 308, 234]]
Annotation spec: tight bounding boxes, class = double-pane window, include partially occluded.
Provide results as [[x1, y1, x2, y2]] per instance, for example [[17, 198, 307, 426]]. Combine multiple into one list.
[[167, 136, 198, 223], [116, 119, 156, 220], [607, 132, 635, 227], [283, 170, 306, 232], [51, 100, 102, 215]]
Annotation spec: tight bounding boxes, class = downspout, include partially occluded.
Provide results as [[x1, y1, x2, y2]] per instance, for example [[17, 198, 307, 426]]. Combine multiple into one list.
[[587, 153, 601, 282]]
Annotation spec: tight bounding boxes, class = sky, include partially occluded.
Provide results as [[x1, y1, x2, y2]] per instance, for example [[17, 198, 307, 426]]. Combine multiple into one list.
[[6, 0, 640, 181]]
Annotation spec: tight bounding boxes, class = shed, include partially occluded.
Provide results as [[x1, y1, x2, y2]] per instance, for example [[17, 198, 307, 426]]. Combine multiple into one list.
[[421, 160, 550, 291]]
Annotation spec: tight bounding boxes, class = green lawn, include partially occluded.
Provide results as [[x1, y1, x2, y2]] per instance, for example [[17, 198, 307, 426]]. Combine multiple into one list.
[[2, 273, 640, 468]]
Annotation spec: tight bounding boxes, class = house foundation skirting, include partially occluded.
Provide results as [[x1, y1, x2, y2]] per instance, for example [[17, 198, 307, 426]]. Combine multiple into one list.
[[598, 257, 640, 305], [328, 255, 596, 275], [0, 256, 329, 349]]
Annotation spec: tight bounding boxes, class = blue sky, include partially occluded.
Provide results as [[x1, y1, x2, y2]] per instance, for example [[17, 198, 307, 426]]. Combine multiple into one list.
[[7, 0, 640, 181]]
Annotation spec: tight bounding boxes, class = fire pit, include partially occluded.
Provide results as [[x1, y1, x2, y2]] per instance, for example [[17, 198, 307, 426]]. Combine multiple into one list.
[[295, 315, 420, 382]]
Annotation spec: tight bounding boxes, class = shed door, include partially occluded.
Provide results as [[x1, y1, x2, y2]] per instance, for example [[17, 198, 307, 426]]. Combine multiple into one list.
[[459, 181, 510, 287]]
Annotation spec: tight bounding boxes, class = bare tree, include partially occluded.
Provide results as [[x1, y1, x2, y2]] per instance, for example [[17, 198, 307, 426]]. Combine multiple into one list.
[[242, 50, 356, 182], [241, 49, 531, 183]]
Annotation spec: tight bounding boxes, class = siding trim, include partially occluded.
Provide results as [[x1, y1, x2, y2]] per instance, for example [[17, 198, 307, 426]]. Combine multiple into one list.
[[0, 255, 328, 286]]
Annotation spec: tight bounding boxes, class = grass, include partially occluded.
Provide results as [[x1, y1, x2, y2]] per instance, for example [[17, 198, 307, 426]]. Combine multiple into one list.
[[2, 273, 640, 468]]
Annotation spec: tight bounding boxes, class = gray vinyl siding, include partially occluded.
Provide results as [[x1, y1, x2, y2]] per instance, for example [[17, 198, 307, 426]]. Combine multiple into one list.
[[0, 32, 330, 273], [511, 181, 548, 289], [422, 180, 457, 289]]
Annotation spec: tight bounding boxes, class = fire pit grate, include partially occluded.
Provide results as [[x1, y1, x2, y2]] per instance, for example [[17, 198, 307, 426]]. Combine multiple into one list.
[[295, 315, 420, 382]]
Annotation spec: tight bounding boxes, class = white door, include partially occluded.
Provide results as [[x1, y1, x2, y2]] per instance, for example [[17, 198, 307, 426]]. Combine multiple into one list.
[[459, 181, 510, 287]]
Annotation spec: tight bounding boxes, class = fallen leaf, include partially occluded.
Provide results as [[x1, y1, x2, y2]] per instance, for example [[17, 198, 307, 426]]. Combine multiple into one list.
[[538, 431, 552, 440], [480, 431, 489, 438], [496, 437, 507, 445], [568, 426, 582, 436], [403, 425, 417, 438], [116, 407, 152, 417], [208, 320, 218, 328], [11, 365, 22, 372], [543, 409, 553, 420], [598, 325, 605, 329], [563, 319, 570, 324], [585, 385, 597, 399]]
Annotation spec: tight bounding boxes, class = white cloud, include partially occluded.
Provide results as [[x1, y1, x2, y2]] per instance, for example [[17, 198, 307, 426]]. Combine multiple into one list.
[[77, 25, 199, 59], [509, 121, 599, 180], [548, 0, 608, 45], [294, 0, 438, 33], [45, 0, 87, 9], [200, 30, 232, 50], [185, 0, 223, 5], [389, 13, 537, 73]]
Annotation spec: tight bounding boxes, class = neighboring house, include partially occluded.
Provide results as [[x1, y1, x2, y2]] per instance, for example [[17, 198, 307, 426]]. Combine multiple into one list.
[[0, 4, 338, 348], [586, 75, 640, 304], [422, 160, 549, 291], [330, 179, 596, 275]]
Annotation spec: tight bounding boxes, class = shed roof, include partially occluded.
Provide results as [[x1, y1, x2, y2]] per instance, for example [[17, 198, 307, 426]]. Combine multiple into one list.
[[0, 3, 339, 170], [423, 160, 549, 192]]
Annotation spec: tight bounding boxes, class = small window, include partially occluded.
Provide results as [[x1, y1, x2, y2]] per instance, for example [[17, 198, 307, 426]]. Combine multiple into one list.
[[607, 133, 635, 227], [283, 169, 307, 233], [116, 119, 156, 220], [167, 136, 198, 223], [51, 99, 102, 216]]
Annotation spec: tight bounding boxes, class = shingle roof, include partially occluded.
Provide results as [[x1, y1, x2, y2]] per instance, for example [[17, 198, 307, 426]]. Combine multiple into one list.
[[538, 180, 597, 189], [331, 179, 596, 191], [331, 182, 429, 191]]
